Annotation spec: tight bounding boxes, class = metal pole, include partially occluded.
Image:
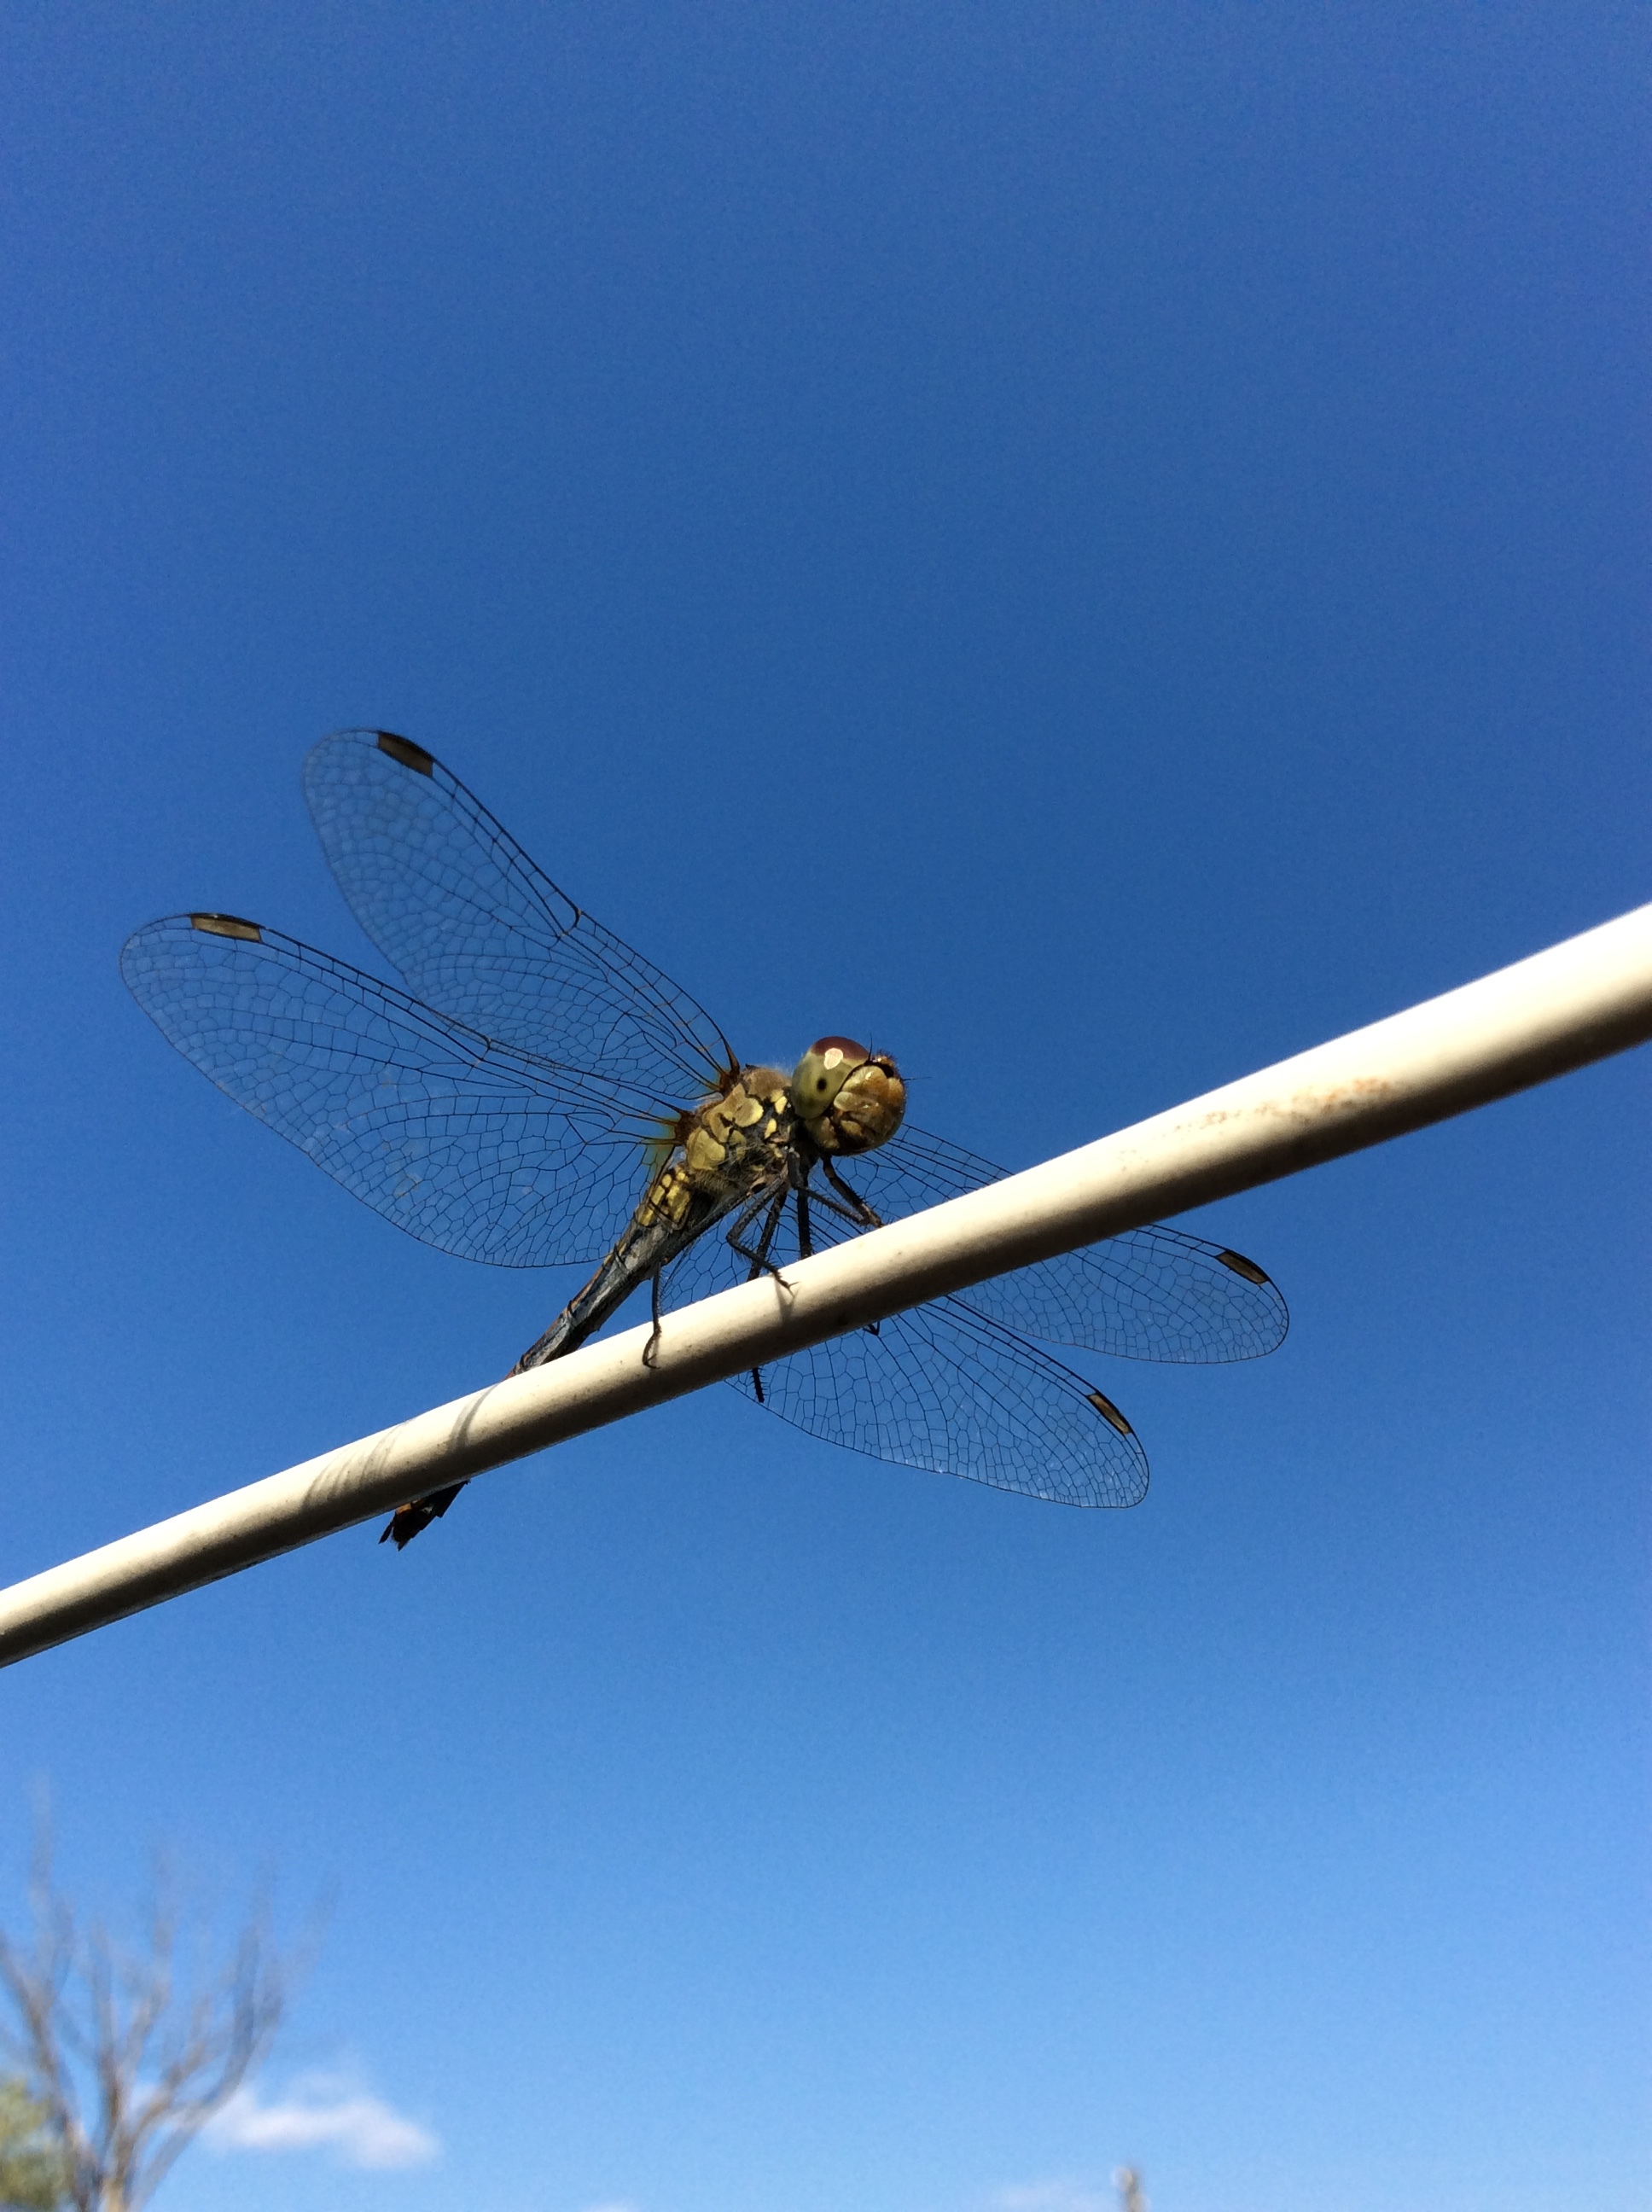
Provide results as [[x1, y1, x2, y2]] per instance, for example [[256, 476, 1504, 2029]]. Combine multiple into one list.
[[3, 902, 1649, 1669]]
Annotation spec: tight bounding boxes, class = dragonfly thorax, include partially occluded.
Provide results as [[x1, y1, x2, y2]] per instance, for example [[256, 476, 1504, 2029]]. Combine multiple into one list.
[[639, 1068, 794, 1232]]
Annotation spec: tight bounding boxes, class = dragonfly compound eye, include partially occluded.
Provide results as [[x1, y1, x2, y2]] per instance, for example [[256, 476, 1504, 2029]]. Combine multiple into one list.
[[790, 1037, 867, 1120]]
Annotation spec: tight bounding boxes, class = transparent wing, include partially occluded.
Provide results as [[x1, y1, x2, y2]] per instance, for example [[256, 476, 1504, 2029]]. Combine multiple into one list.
[[736, 1300, 1146, 1508], [120, 913, 665, 1267], [660, 1197, 1147, 1509], [828, 1123, 1288, 1361], [303, 730, 737, 1104]]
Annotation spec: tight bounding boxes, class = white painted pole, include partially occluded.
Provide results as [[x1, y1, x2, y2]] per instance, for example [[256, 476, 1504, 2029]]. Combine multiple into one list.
[[3, 903, 1649, 1669]]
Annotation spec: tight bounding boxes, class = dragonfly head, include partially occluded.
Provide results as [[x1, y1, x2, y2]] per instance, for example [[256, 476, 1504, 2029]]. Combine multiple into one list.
[[790, 1038, 906, 1155]]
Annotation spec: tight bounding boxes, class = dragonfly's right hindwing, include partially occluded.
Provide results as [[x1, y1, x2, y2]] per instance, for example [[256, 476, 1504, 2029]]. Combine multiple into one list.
[[120, 915, 655, 1268], [659, 1181, 1148, 1510], [725, 1298, 1149, 1510]]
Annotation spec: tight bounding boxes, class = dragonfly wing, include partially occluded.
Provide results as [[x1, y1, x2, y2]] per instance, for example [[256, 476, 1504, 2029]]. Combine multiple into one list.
[[738, 1301, 1146, 1507], [807, 1123, 1288, 1363], [302, 731, 737, 1103], [121, 913, 656, 1266], [658, 1190, 1146, 1507]]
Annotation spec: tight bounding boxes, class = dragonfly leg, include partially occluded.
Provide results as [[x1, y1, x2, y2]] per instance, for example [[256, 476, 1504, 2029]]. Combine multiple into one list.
[[805, 1185, 876, 1231], [803, 1166, 881, 1334], [727, 1183, 789, 1401], [643, 1267, 664, 1369], [726, 1183, 791, 1285], [819, 1156, 883, 1227]]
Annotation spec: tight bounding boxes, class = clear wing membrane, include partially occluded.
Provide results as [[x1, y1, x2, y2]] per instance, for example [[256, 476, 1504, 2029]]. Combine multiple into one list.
[[303, 731, 736, 1108], [728, 1302, 1148, 1509], [661, 1196, 1147, 1508], [120, 914, 660, 1267], [657, 1111, 1284, 1507], [838, 1124, 1288, 1362]]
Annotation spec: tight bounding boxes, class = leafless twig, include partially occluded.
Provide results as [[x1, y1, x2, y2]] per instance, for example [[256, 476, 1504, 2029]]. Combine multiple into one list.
[[0, 1828, 288, 2212], [1113, 2168, 1147, 2212]]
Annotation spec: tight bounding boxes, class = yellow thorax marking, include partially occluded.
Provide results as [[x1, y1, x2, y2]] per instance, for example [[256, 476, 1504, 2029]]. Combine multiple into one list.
[[639, 1075, 793, 1231]]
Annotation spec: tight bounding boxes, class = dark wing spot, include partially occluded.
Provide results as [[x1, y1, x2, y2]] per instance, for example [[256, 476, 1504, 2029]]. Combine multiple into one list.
[[376, 731, 436, 776], [1216, 1249, 1270, 1286], [1087, 1389, 1133, 1436], [189, 912, 262, 942]]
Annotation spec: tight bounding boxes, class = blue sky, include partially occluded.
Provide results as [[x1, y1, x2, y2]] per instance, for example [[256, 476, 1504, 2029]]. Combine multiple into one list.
[[0, 7, 1646, 2209]]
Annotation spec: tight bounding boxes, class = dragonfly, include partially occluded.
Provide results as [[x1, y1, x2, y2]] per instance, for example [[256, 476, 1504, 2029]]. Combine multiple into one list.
[[121, 730, 1288, 1548]]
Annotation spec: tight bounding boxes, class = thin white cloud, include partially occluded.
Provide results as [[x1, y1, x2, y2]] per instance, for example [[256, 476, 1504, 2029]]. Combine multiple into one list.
[[579, 2202, 641, 2212], [993, 2181, 1113, 2212], [206, 2072, 440, 2169]]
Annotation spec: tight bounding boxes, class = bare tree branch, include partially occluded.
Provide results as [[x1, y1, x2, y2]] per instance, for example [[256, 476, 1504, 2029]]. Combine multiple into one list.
[[0, 1826, 289, 2212]]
